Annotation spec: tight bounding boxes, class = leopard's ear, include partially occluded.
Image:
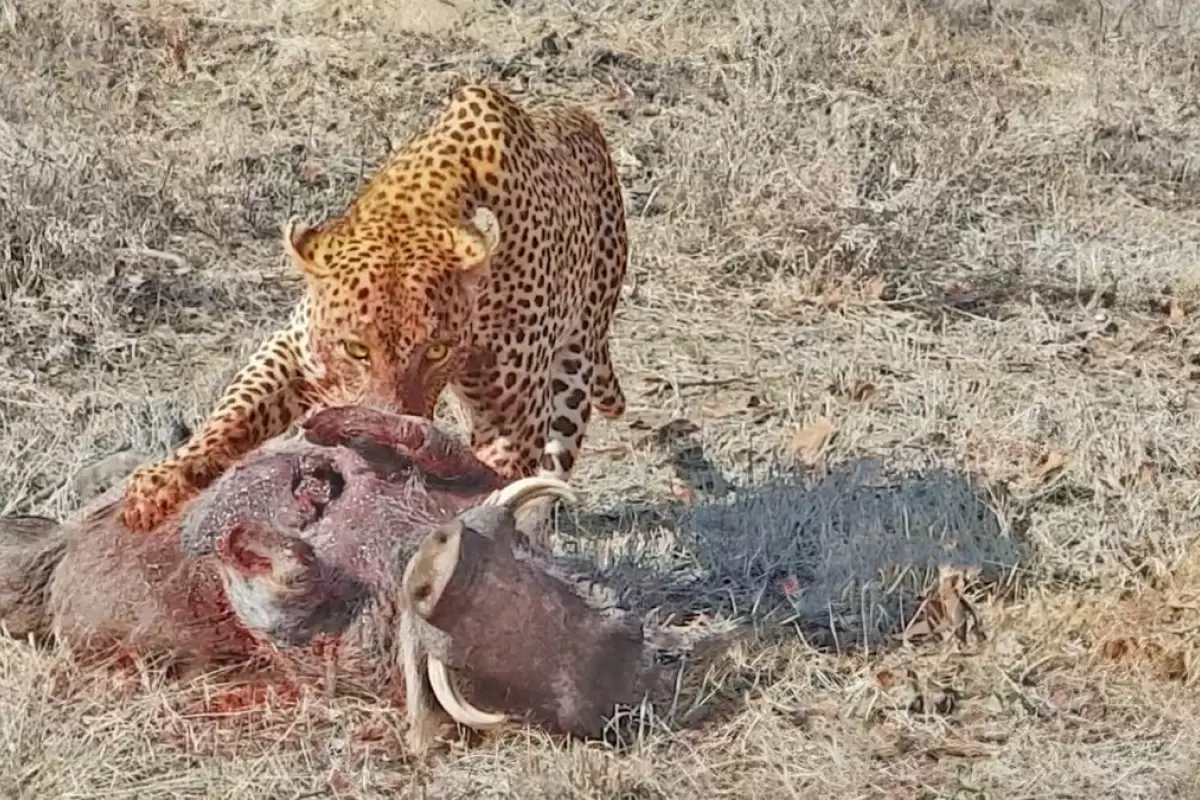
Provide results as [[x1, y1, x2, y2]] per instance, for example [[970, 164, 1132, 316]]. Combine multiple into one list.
[[283, 217, 333, 280], [449, 206, 501, 271]]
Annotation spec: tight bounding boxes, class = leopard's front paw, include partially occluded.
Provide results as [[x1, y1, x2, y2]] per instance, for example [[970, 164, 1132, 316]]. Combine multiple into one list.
[[119, 461, 203, 533]]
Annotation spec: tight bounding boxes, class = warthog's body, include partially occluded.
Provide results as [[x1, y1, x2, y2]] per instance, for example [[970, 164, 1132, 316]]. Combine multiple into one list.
[[2, 409, 501, 697], [0, 407, 669, 753]]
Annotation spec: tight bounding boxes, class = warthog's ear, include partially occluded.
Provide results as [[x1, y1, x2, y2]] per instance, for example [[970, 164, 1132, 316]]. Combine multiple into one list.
[[217, 522, 316, 585], [402, 519, 465, 619]]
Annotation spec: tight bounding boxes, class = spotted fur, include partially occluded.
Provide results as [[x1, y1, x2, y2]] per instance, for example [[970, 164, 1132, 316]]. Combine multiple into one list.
[[119, 84, 628, 533]]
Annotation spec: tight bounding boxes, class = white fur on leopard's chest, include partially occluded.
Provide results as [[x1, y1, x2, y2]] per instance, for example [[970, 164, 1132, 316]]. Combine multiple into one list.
[[291, 299, 328, 382]]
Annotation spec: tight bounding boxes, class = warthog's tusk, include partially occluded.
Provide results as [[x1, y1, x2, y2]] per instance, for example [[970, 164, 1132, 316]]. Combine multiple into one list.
[[483, 475, 577, 512], [427, 654, 508, 729]]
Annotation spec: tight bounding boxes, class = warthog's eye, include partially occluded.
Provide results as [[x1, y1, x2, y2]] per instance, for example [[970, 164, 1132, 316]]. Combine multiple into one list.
[[413, 583, 432, 601], [423, 341, 450, 364], [654, 650, 686, 667], [342, 339, 370, 360]]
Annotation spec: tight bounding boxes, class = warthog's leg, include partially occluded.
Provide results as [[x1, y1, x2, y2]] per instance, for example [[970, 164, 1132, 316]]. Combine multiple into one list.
[[0, 515, 67, 643], [301, 405, 505, 495]]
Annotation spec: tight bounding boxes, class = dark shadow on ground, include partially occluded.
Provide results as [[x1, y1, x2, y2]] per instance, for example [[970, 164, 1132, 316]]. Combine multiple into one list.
[[552, 455, 1029, 654], [540, 449, 1032, 744]]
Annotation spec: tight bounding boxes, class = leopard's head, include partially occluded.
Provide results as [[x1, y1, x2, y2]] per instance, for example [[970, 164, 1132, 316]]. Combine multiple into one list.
[[284, 206, 500, 417]]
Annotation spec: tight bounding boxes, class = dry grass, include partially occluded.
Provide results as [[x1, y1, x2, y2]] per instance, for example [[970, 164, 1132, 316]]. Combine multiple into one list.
[[4, 0, 1200, 795]]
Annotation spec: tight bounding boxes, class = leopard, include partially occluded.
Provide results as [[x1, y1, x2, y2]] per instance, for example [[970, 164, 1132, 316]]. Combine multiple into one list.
[[119, 83, 628, 534]]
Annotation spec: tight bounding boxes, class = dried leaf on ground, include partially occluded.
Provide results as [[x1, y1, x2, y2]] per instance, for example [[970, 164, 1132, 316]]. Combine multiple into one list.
[[788, 417, 837, 465], [829, 379, 878, 405], [850, 382, 877, 403], [1136, 462, 1157, 488], [819, 288, 845, 310], [1168, 298, 1187, 322], [1127, 323, 1174, 353], [1120, 461, 1158, 490], [669, 472, 696, 505], [900, 565, 984, 645], [1029, 450, 1069, 484], [861, 275, 887, 303]]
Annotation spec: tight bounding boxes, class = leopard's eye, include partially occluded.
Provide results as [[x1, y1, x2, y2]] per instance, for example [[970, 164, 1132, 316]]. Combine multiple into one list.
[[342, 339, 370, 361], [424, 342, 450, 363]]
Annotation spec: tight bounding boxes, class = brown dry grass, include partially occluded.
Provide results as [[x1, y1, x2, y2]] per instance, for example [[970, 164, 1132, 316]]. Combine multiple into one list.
[[4, 0, 1200, 795]]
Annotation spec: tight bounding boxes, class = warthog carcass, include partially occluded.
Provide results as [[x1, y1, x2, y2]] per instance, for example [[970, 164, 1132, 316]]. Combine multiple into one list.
[[0, 406, 669, 754]]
